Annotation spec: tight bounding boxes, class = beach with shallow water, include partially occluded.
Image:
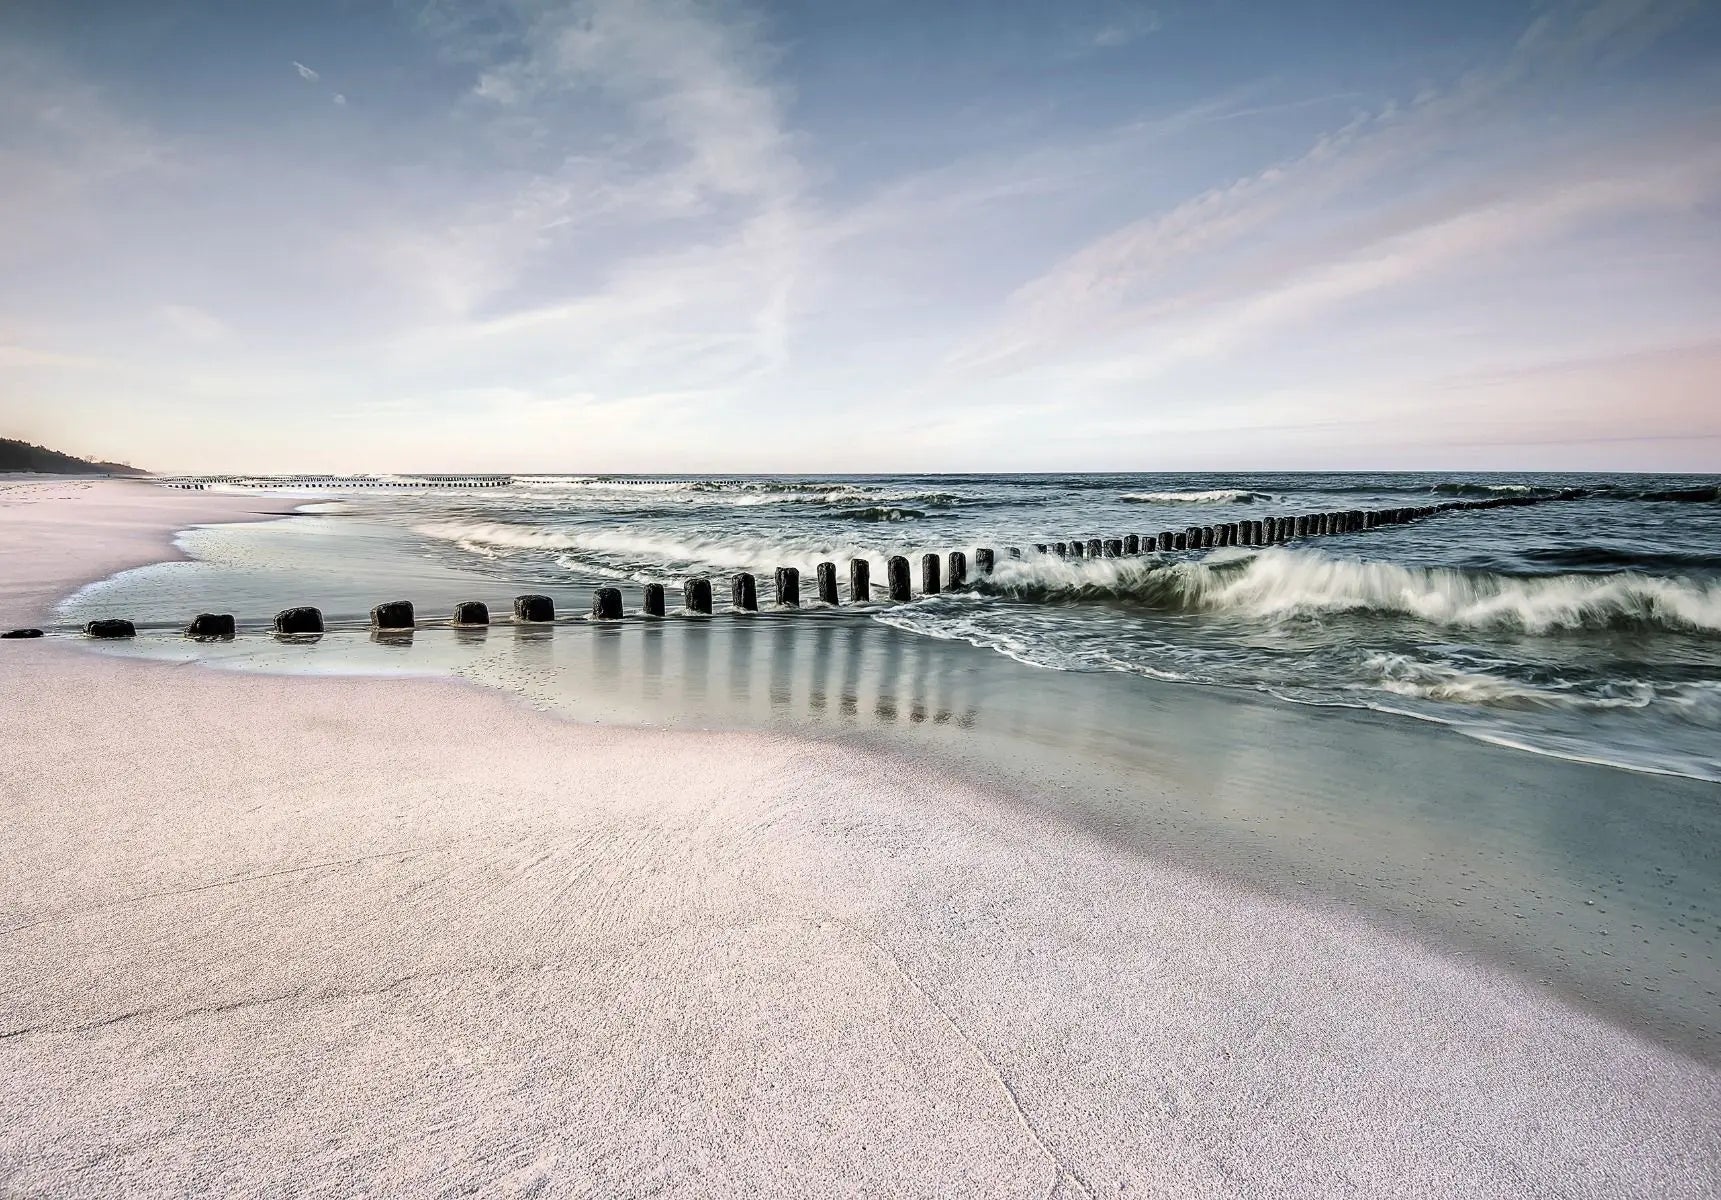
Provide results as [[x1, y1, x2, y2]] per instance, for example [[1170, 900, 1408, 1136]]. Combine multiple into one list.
[[3, 475, 1719, 1196]]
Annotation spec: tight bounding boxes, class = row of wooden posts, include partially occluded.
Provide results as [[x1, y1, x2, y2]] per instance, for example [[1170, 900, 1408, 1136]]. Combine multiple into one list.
[[16, 493, 1557, 641]]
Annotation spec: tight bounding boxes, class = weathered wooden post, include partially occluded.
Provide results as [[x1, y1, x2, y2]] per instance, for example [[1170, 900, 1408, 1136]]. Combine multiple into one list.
[[1201, 527, 1215, 549], [452, 601, 488, 627], [1069, 541, 1085, 558], [976, 548, 995, 574], [887, 555, 911, 601], [1158, 532, 1174, 552], [275, 607, 324, 634], [1033, 543, 1049, 554], [1124, 535, 1140, 554], [372, 600, 414, 630], [85, 619, 136, 639], [850, 559, 871, 603], [186, 613, 236, 639], [921, 553, 941, 594], [1007, 547, 1023, 558], [817, 561, 840, 604], [684, 577, 713, 614], [1185, 527, 1201, 548], [775, 566, 801, 607], [1, 628, 44, 639], [1053, 542, 1068, 557], [947, 550, 967, 587], [514, 595, 554, 623], [1104, 539, 1122, 557], [643, 584, 666, 617], [1293, 516, 1308, 538], [1174, 532, 1187, 550], [1086, 538, 1103, 558], [732, 572, 758, 611], [591, 588, 623, 620]]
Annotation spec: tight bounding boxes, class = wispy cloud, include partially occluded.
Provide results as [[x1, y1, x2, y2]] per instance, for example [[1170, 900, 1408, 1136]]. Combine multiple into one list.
[[292, 61, 319, 82]]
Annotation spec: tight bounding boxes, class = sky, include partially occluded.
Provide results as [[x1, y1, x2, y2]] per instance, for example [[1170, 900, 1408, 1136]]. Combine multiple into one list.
[[2, 0, 1718, 473]]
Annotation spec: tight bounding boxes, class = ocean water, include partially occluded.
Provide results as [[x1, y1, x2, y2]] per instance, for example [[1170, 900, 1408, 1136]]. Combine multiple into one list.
[[95, 470, 1721, 781], [52, 471, 1721, 1057]]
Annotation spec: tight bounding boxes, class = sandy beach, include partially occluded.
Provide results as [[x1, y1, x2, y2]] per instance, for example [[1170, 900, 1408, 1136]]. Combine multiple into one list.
[[3, 479, 1718, 1198]]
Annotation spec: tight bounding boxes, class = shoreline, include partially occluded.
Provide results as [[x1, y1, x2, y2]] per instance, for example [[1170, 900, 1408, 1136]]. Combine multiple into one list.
[[3, 481, 1718, 1196]]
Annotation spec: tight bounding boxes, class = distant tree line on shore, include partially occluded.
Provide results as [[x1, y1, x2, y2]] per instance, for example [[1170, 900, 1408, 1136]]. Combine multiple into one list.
[[0, 437, 147, 476]]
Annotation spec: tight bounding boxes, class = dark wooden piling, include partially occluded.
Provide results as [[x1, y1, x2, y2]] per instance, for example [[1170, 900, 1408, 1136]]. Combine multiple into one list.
[[732, 572, 758, 611], [591, 588, 623, 620], [850, 558, 872, 603], [817, 561, 840, 604], [1086, 538, 1103, 558], [1124, 535, 1140, 554], [887, 555, 911, 601], [274, 607, 323, 635], [372, 600, 414, 630], [1007, 547, 1023, 558], [1185, 527, 1201, 549], [1, 628, 44, 639], [775, 566, 801, 607], [185, 613, 236, 639], [1201, 527, 1215, 549], [684, 577, 713, 614], [1174, 532, 1188, 550], [1070, 541, 1085, 558], [1053, 541, 1068, 557], [643, 584, 666, 617], [1158, 532, 1174, 552], [514, 594, 554, 623], [1104, 539, 1123, 558], [85, 618, 135, 639], [1033, 543, 1048, 554], [921, 553, 941, 594], [1293, 516, 1307, 538], [452, 601, 489, 627], [947, 550, 968, 587], [976, 548, 996, 574]]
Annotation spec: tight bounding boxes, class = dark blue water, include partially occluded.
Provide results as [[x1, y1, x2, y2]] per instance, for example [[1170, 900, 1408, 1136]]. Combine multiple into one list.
[[80, 471, 1721, 780]]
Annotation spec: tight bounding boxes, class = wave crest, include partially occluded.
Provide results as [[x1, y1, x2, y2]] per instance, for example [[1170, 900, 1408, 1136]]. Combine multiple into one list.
[[984, 548, 1721, 635], [1120, 489, 1272, 504]]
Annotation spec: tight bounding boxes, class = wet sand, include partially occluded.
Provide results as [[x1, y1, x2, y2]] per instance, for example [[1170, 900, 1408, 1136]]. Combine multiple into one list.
[[3, 481, 1718, 1197]]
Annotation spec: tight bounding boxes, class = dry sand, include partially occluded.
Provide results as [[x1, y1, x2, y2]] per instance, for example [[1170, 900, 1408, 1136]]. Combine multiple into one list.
[[1, 480, 1717, 1198]]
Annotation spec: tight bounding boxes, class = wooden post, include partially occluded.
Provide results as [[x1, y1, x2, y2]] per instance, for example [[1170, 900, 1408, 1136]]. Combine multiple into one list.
[[1158, 532, 1173, 552], [684, 577, 713, 614], [1053, 542, 1068, 557], [1200, 527, 1215, 549], [514, 595, 554, 623], [643, 584, 666, 617], [274, 607, 324, 634], [850, 559, 871, 603], [947, 550, 967, 587], [775, 566, 801, 607], [1069, 541, 1085, 558], [1124, 535, 1140, 554], [732, 572, 758, 611], [1007, 547, 1023, 558], [817, 561, 840, 604], [976, 548, 996, 574], [451, 602, 489, 627], [371, 600, 414, 629], [85, 619, 136, 639], [1086, 538, 1103, 558], [186, 613, 237, 639], [887, 555, 911, 601], [590, 588, 622, 620], [921, 553, 941, 594], [1104, 539, 1122, 557]]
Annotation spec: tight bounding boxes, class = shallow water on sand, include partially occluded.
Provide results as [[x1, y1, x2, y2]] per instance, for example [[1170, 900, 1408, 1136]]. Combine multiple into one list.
[[52, 474, 1721, 1060]]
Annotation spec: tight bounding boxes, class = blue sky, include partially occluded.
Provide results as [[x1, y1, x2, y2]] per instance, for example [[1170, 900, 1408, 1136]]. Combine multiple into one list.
[[2, 0, 1718, 472]]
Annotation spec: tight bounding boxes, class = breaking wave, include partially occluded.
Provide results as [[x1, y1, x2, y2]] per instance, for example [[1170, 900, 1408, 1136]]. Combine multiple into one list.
[[1120, 489, 1273, 504], [981, 548, 1721, 635]]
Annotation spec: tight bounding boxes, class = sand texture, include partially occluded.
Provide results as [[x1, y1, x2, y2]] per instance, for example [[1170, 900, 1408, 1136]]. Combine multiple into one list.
[[2, 482, 1717, 1198]]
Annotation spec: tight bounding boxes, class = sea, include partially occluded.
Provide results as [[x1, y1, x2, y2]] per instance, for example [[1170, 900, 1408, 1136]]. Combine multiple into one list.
[[56, 470, 1721, 1059]]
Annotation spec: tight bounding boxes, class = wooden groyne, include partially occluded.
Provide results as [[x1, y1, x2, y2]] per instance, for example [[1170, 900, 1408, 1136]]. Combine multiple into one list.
[[7, 492, 1578, 642]]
